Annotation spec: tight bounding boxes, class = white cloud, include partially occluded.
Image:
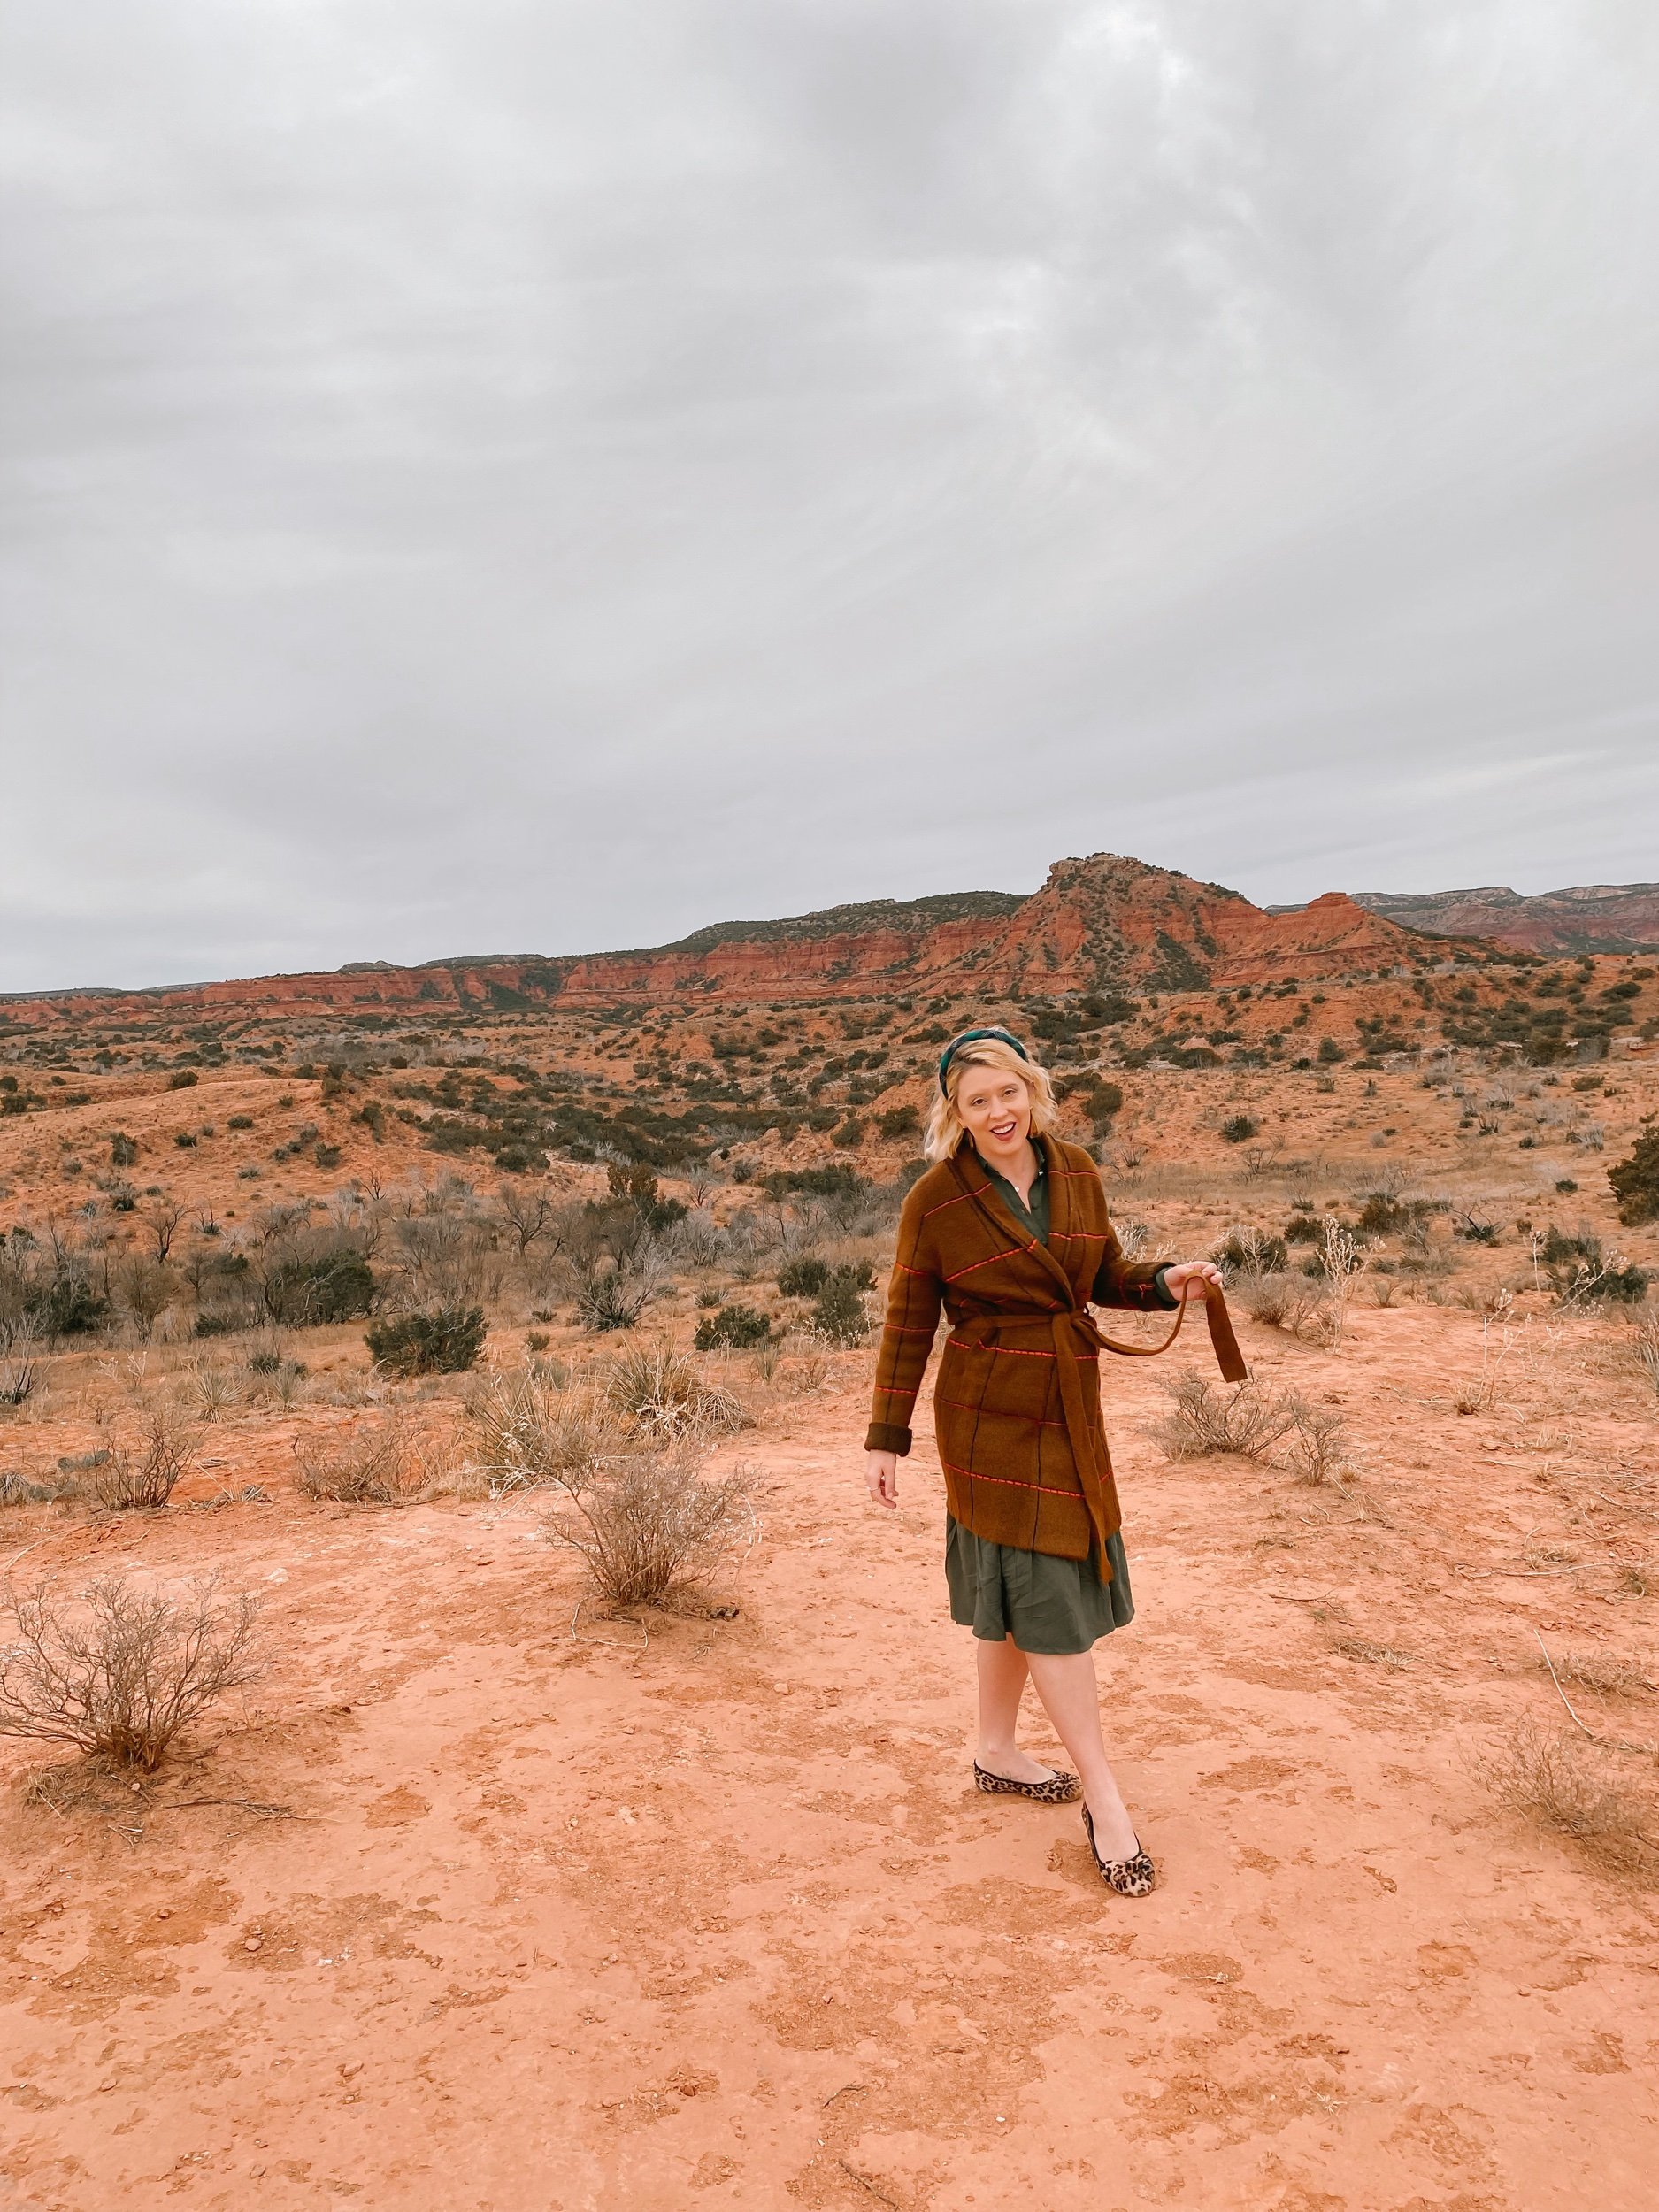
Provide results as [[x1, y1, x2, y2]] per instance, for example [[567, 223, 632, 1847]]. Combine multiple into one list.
[[2, 0, 1656, 987]]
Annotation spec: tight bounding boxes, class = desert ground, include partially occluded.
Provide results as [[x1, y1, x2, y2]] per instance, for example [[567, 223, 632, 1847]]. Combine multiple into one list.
[[2, 957, 1657, 2210]]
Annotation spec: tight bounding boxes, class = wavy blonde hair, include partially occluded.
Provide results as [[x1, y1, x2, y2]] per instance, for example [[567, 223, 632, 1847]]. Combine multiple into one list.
[[923, 1035, 1059, 1163]]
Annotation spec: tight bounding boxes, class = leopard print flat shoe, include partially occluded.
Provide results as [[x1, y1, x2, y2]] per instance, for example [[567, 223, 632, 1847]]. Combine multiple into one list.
[[1081, 1804, 1157, 1897], [972, 1761, 1084, 1805]]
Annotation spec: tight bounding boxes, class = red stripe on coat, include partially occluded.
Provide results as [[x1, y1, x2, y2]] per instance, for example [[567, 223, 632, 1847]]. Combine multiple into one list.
[[935, 1397, 1068, 1429], [944, 1247, 1025, 1281], [941, 1458, 1082, 1496]]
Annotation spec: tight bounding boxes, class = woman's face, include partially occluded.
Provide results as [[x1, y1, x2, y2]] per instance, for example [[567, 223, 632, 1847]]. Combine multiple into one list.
[[956, 1064, 1033, 1160]]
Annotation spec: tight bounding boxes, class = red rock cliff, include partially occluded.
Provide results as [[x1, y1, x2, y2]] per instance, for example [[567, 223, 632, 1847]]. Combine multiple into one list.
[[2, 853, 1455, 1028]]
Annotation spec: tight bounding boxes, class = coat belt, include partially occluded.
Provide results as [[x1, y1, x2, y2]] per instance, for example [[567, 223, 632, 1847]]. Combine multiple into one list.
[[950, 1283, 1247, 1556], [948, 1308, 1119, 1554], [1049, 1306, 1118, 1554]]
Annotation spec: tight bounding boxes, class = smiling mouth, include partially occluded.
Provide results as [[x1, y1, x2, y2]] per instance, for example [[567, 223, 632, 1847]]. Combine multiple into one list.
[[987, 1118, 1018, 1140]]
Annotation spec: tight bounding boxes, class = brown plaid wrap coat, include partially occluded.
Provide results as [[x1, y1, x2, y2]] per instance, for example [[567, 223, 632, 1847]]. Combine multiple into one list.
[[864, 1133, 1175, 1570]]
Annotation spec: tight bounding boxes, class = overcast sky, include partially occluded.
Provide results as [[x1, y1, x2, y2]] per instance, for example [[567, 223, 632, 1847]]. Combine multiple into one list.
[[4, 2, 1657, 991]]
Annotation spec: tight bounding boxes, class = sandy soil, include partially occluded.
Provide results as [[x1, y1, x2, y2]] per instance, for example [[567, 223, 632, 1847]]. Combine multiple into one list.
[[4, 1298, 1656, 2212]]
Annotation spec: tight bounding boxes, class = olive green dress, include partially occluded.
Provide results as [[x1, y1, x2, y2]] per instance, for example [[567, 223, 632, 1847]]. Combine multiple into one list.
[[943, 1148, 1169, 1656]]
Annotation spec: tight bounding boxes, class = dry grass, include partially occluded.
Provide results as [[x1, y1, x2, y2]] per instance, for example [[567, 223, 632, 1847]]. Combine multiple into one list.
[[0, 1343, 36, 1405], [188, 1361, 240, 1422], [602, 1338, 747, 1438], [0, 1571, 263, 1772], [1329, 1635, 1415, 1670], [1632, 1310, 1659, 1401], [466, 1369, 623, 1493], [467, 1351, 749, 1500], [1155, 1374, 1297, 1461], [1236, 1272, 1329, 1338], [1536, 1647, 1655, 1699], [1317, 1216, 1366, 1347], [1471, 1717, 1658, 1879], [543, 1432, 762, 1610], [777, 1346, 832, 1394], [0, 1470, 59, 1508], [293, 1418, 439, 1506]]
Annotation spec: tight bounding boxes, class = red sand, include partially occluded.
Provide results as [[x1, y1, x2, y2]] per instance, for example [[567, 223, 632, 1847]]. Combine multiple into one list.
[[4, 1304, 1655, 2211]]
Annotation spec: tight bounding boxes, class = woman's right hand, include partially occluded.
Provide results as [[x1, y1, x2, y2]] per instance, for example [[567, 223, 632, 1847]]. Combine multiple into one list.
[[864, 1450, 898, 1510]]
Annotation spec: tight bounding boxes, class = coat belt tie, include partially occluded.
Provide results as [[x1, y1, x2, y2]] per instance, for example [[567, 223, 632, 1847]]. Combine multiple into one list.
[[1092, 1278, 1248, 1384], [956, 1283, 1249, 1563], [1049, 1306, 1118, 1555], [1069, 1282, 1248, 1552]]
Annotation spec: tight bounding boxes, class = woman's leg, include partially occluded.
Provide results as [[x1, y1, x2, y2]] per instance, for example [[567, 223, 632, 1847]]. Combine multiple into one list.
[[1022, 1647, 1140, 1859], [974, 1636, 1065, 1783]]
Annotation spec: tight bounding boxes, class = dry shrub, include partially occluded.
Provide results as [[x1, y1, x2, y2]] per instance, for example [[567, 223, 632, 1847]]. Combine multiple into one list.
[[0, 1344, 35, 1405], [602, 1339, 746, 1438], [1155, 1375, 1297, 1461], [1471, 1718, 1657, 1879], [423, 1452, 490, 1502], [573, 1247, 663, 1333], [544, 1433, 761, 1610], [1281, 1395, 1351, 1486], [365, 1302, 486, 1377], [247, 1354, 309, 1409], [1330, 1635, 1413, 1670], [779, 1347, 831, 1394], [1215, 1224, 1289, 1275], [1538, 1648, 1655, 1699], [0, 1470, 59, 1508], [1238, 1272, 1294, 1326], [1317, 1216, 1365, 1346], [293, 1418, 435, 1506], [1453, 1280, 1513, 1316], [88, 1409, 200, 1509], [1114, 1216, 1152, 1259], [1632, 1310, 1659, 1402], [466, 1370, 623, 1493], [1237, 1273, 1328, 1337], [0, 1571, 263, 1772]]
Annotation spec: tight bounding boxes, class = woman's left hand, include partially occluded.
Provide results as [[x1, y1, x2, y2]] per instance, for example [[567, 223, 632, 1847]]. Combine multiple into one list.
[[1163, 1259, 1225, 1302]]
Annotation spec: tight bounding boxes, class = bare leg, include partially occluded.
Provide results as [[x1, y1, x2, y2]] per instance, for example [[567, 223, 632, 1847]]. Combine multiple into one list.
[[974, 1636, 1064, 1784], [1023, 1647, 1140, 1859]]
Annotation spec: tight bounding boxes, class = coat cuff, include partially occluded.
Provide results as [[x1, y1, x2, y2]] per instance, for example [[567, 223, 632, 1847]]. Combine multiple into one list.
[[1151, 1264, 1179, 1310], [1094, 1257, 1175, 1310], [865, 1422, 912, 1456]]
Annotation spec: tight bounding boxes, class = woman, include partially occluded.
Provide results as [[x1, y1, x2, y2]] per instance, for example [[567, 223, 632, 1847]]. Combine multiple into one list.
[[863, 1025, 1237, 1896]]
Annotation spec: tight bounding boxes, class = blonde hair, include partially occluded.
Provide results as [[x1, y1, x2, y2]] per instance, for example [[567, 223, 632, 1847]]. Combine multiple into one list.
[[923, 1037, 1059, 1163]]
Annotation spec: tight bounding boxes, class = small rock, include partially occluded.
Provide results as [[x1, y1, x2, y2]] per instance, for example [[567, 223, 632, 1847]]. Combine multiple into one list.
[[244, 1938, 263, 1955]]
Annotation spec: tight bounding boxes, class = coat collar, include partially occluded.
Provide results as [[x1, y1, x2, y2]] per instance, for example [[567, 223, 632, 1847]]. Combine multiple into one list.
[[949, 1132, 1081, 1310]]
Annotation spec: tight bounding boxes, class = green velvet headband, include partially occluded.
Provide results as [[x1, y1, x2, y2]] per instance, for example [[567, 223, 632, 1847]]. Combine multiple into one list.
[[937, 1025, 1031, 1095]]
